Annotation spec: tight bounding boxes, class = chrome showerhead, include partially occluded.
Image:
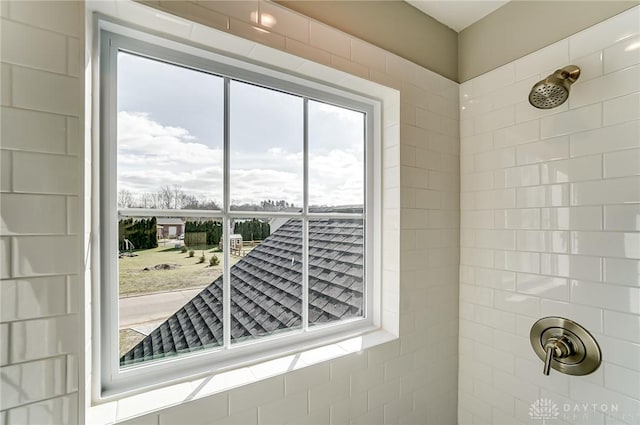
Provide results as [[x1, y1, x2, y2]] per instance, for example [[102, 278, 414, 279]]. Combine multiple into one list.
[[528, 65, 580, 109]]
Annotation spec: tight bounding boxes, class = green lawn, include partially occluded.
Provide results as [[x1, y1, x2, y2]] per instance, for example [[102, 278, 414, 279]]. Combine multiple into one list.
[[119, 328, 146, 357], [118, 241, 246, 297]]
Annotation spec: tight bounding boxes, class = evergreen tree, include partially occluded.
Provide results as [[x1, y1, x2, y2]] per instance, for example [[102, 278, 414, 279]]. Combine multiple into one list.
[[118, 217, 158, 250]]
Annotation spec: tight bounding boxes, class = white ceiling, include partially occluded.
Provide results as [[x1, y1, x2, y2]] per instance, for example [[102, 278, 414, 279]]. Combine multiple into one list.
[[406, 0, 512, 32]]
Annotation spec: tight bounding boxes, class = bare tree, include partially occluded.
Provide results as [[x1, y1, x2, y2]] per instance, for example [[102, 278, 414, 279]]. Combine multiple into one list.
[[118, 189, 135, 208], [181, 194, 199, 209], [136, 185, 221, 210], [173, 184, 186, 209], [138, 192, 167, 209], [182, 195, 220, 210], [139, 193, 155, 208], [157, 185, 174, 209], [156, 184, 191, 209]]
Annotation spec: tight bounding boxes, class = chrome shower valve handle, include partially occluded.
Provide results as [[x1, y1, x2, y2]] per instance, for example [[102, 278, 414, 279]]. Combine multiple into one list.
[[542, 335, 573, 375]]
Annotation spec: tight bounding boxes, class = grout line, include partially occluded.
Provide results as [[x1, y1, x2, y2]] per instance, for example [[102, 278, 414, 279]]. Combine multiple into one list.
[[0, 312, 78, 326], [6, 59, 76, 79], [0, 14, 79, 38], [2, 352, 72, 368], [4, 63, 13, 107], [65, 36, 70, 76], [1, 391, 80, 415]]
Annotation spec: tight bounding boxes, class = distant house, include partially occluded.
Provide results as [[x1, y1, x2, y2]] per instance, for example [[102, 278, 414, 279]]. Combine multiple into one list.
[[121, 218, 363, 366], [156, 218, 185, 239]]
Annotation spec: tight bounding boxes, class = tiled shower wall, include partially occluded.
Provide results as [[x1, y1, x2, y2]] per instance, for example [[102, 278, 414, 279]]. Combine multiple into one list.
[[1, 1, 460, 424], [0, 1, 84, 424], [459, 7, 640, 425]]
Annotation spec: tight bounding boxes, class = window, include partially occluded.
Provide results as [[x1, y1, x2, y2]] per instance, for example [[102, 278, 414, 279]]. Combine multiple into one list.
[[99, 30, 379, 393]]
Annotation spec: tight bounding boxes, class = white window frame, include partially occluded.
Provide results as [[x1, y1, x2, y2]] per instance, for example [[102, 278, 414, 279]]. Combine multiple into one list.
[[97, 24, 382, 397]]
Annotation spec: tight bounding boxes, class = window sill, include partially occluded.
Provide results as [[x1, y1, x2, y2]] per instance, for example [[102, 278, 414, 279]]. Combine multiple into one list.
[[87, 328, 397, 424]]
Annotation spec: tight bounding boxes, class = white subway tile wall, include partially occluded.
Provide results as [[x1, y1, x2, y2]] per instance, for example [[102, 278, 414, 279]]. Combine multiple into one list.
[[0, 1, 82, 425], [1, 1, 460, 424], [7, 1, 637, 424], [459, 6, 640, 425]]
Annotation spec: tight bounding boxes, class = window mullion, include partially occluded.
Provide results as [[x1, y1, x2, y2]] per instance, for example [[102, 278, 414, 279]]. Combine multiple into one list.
[[302, 99, 309, 332], [223, 77, 231, 349]]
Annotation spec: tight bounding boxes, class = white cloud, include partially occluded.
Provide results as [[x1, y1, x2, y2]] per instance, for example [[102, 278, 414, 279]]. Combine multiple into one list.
[[118, 111, 223, 201], [117, 111, 364, 208], [309, 150, 363, 206]]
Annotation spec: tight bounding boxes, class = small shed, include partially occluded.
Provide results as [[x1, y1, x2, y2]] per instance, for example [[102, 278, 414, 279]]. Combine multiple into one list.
[[156, 218, 185, 239], [219, 234, 243, 254]]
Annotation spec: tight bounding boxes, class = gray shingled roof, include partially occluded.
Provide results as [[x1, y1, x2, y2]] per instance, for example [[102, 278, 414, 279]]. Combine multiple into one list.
[[121, 218, 364, 366]]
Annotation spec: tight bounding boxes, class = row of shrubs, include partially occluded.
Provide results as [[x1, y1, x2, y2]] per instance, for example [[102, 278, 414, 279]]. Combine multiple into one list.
[[184, 220, 222, 245], [180, 245, 220, 266], [233, 219, 270, 241], [119, 218, 157, 250], [183, 219, 271, 246], [119, 219, 270, 252]]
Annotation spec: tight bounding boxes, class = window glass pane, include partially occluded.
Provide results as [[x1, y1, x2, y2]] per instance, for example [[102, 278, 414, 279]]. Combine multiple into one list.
[[308, 101, 365, 213], [112, 43, 371, 374], [308, 218, 364, 326], [119, 216, 228, 367], [117, 52, 223, 210], [229, 81, 303, 211], [230, 218, 302, 343]]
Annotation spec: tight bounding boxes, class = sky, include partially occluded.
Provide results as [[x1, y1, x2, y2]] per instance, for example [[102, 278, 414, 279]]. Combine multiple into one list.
[[117, 51, 364, 209]]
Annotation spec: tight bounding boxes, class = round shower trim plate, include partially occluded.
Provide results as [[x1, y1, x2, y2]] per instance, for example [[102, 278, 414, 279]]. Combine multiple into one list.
[[530, 316, 601, 376]]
